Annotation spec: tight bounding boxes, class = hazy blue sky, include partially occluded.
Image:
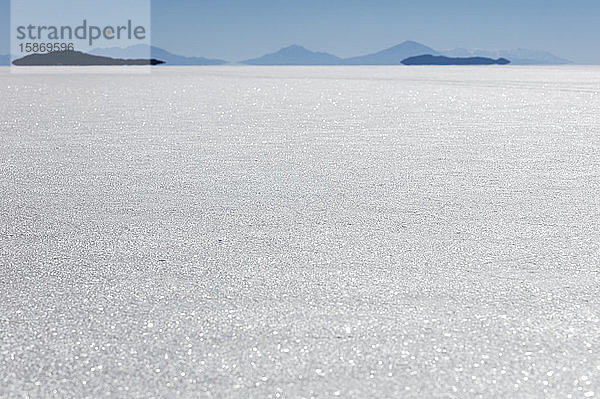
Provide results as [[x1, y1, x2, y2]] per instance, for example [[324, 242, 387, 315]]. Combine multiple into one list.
[[2, 0, 599, 63]]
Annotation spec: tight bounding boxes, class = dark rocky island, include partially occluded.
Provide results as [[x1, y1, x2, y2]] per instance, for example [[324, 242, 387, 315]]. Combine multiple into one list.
[[401, 54, 510, 65], [12, 50, 164, 66]]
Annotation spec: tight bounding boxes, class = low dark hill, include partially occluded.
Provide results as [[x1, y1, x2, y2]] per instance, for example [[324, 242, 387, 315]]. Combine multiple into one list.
[[12, 50, 164, 66], [402, 54, 510, 65]]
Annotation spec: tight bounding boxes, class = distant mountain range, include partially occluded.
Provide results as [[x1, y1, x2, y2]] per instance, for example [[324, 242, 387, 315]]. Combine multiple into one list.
[[241, 41, 572, 65], [241, 41, 439, 65], [1, 41, 575, 67], [90, 45, 227, 65]]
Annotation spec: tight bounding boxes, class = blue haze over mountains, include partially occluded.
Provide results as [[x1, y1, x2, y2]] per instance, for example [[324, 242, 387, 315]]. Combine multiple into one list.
[[87, 41, 572, 66], [2, 41, 574, 66], [239, 41, 572, 65], [90, 45, 227, 65]]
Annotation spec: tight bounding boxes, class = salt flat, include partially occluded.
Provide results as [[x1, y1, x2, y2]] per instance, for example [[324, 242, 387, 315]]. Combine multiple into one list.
[[1, 66, 600, 398]]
